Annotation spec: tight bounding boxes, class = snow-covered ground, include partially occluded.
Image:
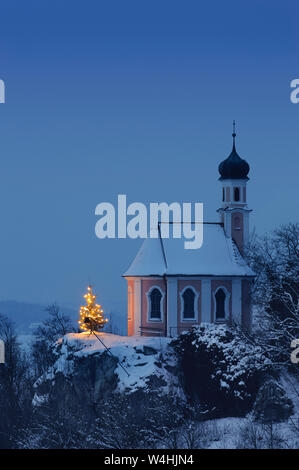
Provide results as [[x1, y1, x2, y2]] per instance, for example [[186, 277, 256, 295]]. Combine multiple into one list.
[[34, 331, 299, 448], [192, 415, 298, 449], [194, 369, 299, 449], [63, 331, 170, 354]]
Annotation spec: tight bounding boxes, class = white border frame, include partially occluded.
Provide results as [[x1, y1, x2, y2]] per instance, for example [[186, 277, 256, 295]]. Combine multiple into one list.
[[179, 285, 199, 322], [146, 285, 165, 322], [213, 286, 230, 322]]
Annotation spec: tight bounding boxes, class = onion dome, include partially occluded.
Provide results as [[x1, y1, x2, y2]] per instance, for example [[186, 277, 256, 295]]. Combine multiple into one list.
[[218, 121, 250, 180]]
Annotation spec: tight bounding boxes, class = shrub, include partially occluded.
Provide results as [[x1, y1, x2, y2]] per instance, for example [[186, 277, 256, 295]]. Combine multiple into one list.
[[171, 324, 272, 416]]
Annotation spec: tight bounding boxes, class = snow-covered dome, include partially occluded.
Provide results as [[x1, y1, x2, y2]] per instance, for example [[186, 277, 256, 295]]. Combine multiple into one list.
[[218, 128, 250, 180]]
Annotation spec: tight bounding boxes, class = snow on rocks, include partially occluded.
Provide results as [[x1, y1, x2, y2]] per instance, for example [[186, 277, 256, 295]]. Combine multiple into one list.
[[33, 332, 182, 407], [172, 323, 272, 415]]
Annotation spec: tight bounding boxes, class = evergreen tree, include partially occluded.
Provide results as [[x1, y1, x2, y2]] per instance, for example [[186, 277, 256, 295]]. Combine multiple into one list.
[[79, 286, 108, 332]]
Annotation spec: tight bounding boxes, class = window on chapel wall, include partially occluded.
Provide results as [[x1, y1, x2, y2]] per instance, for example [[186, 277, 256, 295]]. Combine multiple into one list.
[[215, 288, 226, 320], [234, 216, 241, 229], [234, 187, 240, 202], [149, 288, 162, 320], [182, 288, 195, 319]]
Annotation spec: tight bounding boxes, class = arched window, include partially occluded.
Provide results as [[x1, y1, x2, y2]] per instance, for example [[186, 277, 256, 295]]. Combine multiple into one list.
[[183, 288, 195, 319], [234, 216, 241, 229], [222, 188, 225, 202], [215, 288, 226, 320], [234, 187, 240, 202], [149, 288, 162, 320]]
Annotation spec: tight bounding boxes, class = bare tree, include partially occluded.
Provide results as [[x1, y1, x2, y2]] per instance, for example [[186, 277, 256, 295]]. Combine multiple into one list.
[[236, 418, 286, 449], [0, 314, 31, 448], [35, 303, 75, 340], [181, 421, 203, 449], [246, 222, 299, 365], [32, 303, 75, 376]]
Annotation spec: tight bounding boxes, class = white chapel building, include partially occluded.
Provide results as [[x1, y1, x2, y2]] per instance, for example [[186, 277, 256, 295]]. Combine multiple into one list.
[[123, 128, 255, 336]]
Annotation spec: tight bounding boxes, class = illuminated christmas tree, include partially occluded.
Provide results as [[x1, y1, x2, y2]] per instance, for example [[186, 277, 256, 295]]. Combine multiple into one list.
[[78, 285, 108, 333]]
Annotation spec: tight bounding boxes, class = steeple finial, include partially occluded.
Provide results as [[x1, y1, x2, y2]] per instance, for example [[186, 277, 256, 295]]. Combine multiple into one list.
[[232, 120, 236, 148]]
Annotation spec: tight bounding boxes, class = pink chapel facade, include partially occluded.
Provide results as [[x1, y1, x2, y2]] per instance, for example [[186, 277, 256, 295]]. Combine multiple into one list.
[[123, 129, 255, 337]]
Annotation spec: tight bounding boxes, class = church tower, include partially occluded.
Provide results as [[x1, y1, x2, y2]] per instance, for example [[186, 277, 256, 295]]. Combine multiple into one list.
[[217, 122, 251, 255]]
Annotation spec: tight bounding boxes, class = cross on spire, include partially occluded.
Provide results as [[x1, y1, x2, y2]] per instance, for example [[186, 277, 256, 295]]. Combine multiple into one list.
[[232, 120, 236, 148]]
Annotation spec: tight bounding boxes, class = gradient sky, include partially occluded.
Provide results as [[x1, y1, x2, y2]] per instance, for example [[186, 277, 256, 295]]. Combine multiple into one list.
[[0, 1, 298, 316]]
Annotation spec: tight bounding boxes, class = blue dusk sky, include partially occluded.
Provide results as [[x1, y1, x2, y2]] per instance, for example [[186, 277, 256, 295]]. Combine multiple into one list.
[[0, 1, 298, 315]]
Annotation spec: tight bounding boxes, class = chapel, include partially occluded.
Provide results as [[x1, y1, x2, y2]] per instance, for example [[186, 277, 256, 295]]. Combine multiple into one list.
[[123, 125, 255, 336]]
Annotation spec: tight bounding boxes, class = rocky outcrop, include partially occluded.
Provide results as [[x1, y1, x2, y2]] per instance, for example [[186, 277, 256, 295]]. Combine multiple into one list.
[[33, 332, 182, 411], [33, 326, 274, 418]]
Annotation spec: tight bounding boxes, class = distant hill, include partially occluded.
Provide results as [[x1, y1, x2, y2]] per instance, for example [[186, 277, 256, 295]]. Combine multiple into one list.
[[0, 300, 126, 336], [0, 301, 77, 335]]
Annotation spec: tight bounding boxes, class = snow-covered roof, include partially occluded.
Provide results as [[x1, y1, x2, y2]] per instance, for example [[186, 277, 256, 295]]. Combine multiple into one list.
[[123, 224, 255, 277]]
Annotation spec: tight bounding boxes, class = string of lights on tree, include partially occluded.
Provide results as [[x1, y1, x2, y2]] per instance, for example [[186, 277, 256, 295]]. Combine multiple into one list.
[[78, 285, 129, 376], [79, 285, 108, 332]]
